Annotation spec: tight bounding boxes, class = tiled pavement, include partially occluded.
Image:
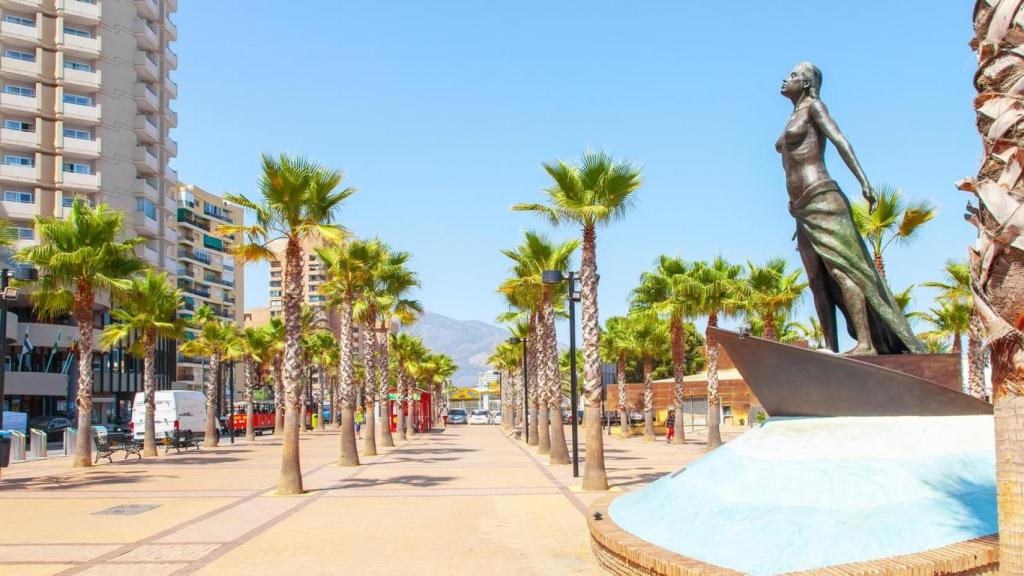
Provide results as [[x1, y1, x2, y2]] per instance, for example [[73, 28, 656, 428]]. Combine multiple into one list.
[[0, 422, 745, 575]]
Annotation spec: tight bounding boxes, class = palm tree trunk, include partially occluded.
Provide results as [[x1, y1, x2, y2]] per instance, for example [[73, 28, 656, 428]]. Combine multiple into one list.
[[396, 370, 407, 441], [338, 294, 359, 466], [968, 313, 987, 400], [329, 375, 338, 428], [580, 225, 608, 490], [363, 322, 379, 455], [204, 353, 220, 447], [277, 237, 305, 495], [142, 336, 158, 457], [965, 5, 1024, 567], [71, 292, 95, 467], [377, 327, 395, 447], [706, 314, 723, 451], [536, 297, 552, 454], [873, 249, 886, 279], [670, 316, 686, 445], [527, 318, 539, 446], [763, 312, 778, 341], [642, 356, 655, 441], [617, 356, 629, 438], [273, 358, 284, 435], [546, 291, 570, 464], [317, 365, 326, 431], [953, 330, 963, 354], [406, 382, 416, 437], [245, 358, 255, 442]]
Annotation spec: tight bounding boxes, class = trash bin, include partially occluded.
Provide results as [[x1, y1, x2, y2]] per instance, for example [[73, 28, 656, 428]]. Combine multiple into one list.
[[0, 432, 10, 468]]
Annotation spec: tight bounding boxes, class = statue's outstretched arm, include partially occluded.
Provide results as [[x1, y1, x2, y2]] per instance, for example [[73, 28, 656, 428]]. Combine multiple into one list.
[[809, 100, 876, 207]]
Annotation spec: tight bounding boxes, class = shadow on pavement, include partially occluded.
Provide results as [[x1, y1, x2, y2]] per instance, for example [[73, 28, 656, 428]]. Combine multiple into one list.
[[336, 474, 457, 489]]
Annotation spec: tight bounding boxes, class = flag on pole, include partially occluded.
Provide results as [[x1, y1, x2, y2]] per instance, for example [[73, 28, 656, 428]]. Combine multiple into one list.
[[18, 329, 32, 371], [61, 337, 78, 376], [44, 330, 61, 373]]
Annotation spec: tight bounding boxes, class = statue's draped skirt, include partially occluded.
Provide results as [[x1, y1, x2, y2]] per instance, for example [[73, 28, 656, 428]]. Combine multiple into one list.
[[789, 180, 923, 354]]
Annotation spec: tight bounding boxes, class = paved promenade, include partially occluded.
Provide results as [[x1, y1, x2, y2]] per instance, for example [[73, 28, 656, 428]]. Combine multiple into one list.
[[0, 423, 743, 576]]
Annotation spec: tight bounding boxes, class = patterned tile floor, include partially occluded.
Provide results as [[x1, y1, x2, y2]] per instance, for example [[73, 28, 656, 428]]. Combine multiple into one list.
[[0, 422, 742, 575]]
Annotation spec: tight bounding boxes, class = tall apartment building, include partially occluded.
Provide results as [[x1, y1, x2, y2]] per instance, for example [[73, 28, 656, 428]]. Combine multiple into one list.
[[175, 183, 244, 391], [267, 238, 329, 320], [0, 0, 179, 425]]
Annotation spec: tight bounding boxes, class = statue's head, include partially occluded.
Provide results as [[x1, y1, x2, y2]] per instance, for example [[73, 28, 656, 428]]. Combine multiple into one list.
[[781, 62, 822, 100]]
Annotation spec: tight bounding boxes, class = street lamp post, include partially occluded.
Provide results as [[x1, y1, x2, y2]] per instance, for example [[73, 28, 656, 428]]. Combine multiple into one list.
[[543, 269, 580, 478], [508, 336, 528, 444]]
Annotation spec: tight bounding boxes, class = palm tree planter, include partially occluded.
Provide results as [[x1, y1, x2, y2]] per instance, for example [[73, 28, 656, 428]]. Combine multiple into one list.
[[220, 153, 354, 495], [18, 198, 147, 467], [99, 272, 187, 457], [515, 150, 642, 491]]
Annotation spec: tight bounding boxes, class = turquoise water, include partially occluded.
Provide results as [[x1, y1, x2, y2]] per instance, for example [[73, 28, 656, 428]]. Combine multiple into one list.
[[608, 417, 996, 575]]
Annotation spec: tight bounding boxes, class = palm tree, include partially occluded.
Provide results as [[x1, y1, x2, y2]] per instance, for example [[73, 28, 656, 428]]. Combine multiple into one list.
[[600, 316, 635, 438], [627, 311, 668, 442], [220, 153, 354, 495], [964, 6, 1024, 564], [237, 325, 275, 441], [514, 150, 642, 490], [793, 317, 826, 349], [302, 329, 337, 433], [632, 256, 695, 445], [17, 198, 147, 467], [180, 305, 240, 447], [737, 258, 807, 342], [680, 256, 744, 450], [922, 260, 984, 399], [430, 355, 457, 426], [500, 231, 578, 464], [496, 288, 541, 447], [389, 333, 425, 441], [363, 246, 421, 450], [264, 316, 285, 434], [851, 184, 937, 279], [489, 340, 522, 433], [99, 272, 187, 456], [911, 301, 971, 355], [319, 239, 381, 466]]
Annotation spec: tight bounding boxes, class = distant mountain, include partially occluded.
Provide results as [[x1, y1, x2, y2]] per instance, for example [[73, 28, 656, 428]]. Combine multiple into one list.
[[404, 311, 508, 388]]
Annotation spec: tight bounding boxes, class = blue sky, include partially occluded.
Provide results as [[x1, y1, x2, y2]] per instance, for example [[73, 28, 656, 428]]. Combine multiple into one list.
[[173, 2, 978, 335]]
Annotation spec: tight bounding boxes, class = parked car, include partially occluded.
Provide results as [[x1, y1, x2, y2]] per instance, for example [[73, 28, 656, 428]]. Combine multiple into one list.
[[447, 408, 468, 425], [131, 390, 207, 440], [468, 409, 490, 425], [29, 416, 72, 442], [562, 409, 585, 424]]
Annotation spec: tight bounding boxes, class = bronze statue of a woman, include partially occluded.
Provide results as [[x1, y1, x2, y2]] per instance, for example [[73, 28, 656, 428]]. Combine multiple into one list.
[[778, 62, 924, 355]]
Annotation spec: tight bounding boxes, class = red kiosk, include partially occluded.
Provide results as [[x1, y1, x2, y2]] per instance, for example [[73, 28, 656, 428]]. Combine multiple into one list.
[[387, 387, 433, 432]]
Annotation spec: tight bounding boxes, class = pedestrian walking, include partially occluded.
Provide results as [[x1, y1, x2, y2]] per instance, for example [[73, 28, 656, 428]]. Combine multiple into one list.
[[665, 409, 675, 443], [355, 407, 364, 439]]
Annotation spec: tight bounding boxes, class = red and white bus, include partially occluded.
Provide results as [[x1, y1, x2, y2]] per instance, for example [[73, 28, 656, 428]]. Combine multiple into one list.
[[227, 401, 275, 435]]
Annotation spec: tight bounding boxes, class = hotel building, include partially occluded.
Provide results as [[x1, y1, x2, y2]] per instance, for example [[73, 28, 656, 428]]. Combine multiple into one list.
[[0, 0, 180, 425]]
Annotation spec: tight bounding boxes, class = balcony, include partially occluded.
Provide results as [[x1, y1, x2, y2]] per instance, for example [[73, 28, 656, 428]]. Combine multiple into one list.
[[134, 146, 159, 174], [164, 225, 177, 243], [164, 45, 177, 70], [59, 65, 101, 90], [1, 54, 41, 79], [133, 177, 158, 200], [133, 51, 158, 82], [163, 192, 176, 213], [0, 19, 41, 44], [60, 100, 101, 124], [165, 15, 177, 41], [133, 18, 158, 50], [57, 0, 101, 22], [135, 243, 159, 265], [177, 209, 210, 232], [165, 0, 177, 13], [163, 254, 175, 272], [134, 0, 158, 20], [58, 133, 99, 157], [0, 127, 39, 150], [0, 162, 38, 183], [60, 30, 101, 58], [133, 82, 158, 112], [164, 165, 177, 184], [133, 114, 158, 143], [1, 195, 38, 219], [2, 1, 43, 9], [0, 92, 38, 114], [133, 211, 158, 236], [177, 247, 211, 266], [57, 168, 99, 191], [164, 77, 178, 99], [164, 107, 177, 128], [164, 137, 177, 157], [176, 281, 211, 300]]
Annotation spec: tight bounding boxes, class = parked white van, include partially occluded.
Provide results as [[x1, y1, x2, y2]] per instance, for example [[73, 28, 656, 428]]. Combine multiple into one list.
[[131, 390, 207, 440]]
